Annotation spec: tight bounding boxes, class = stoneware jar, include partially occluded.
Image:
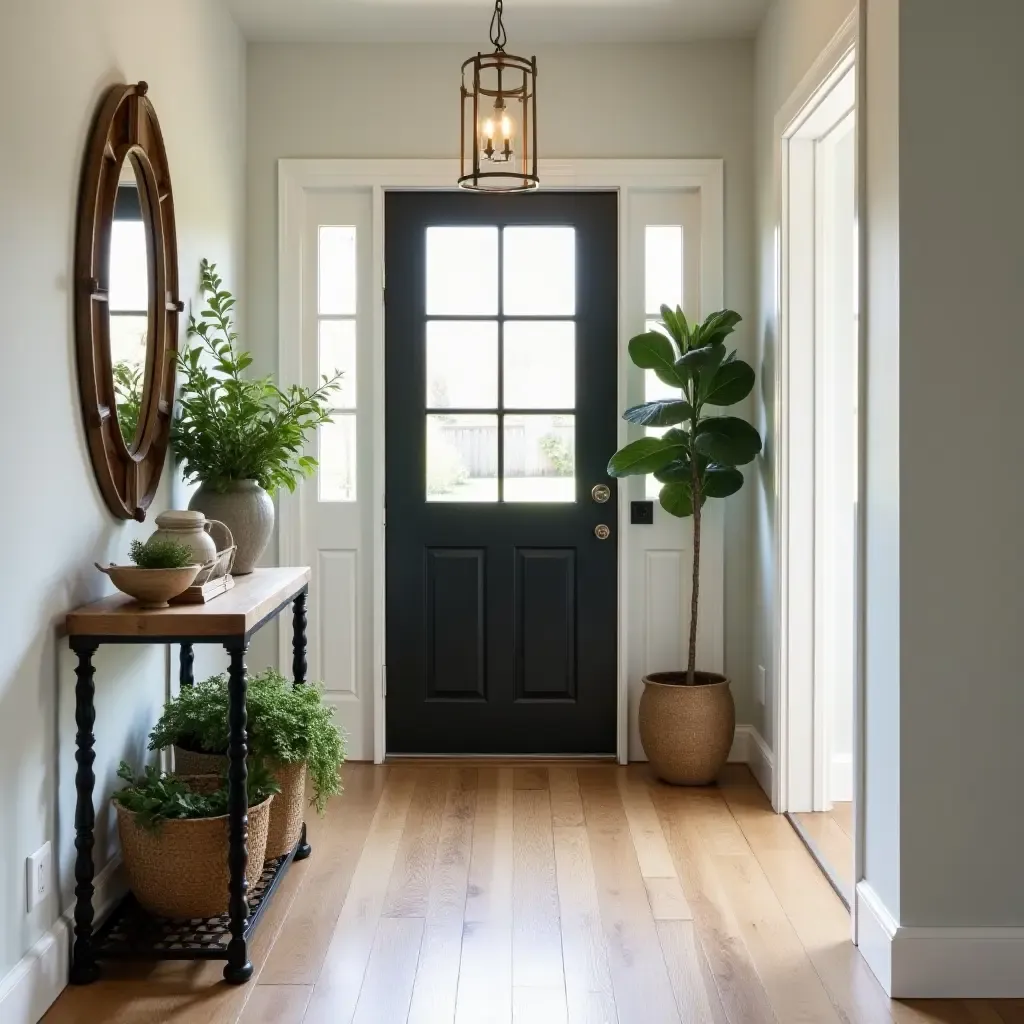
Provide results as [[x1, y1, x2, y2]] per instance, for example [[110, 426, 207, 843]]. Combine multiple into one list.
[[189, 479, 274, 575], [638, 671, 735, 786], [151, 510, 233, 582]]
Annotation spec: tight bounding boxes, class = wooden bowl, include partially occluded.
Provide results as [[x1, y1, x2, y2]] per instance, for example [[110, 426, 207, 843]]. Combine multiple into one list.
[[95, 563, 201, 608]]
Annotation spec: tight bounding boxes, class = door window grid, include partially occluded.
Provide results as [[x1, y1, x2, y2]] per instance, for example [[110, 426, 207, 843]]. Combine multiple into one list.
[[318, 224, 357, 502], [425, 225, 577, 504], [643, 225, 685, 498]]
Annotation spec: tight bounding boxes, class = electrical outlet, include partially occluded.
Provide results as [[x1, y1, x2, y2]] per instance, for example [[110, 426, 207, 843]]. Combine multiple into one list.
[[26, 842, 51, 912], [756, 664, 766, 705]]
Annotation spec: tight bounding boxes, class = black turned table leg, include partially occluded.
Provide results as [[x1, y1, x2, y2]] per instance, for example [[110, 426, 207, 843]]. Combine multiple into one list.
[[70, 641, 100, 984], [179, 643, 194, 688], [291, 589, 307, 686], [291, 589, 312, 861], [223, 640, 253, 984]]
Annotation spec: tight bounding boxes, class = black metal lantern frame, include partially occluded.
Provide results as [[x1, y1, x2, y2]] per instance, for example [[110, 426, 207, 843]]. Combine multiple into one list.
[[459, 2, 538, 192]]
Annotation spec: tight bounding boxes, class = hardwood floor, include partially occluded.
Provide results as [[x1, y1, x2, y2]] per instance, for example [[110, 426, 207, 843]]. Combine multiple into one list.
[[45, 766, 1022, 1024]]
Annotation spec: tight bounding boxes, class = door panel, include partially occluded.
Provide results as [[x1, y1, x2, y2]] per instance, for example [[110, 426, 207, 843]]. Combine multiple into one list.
[[385, 191, 618, 754]]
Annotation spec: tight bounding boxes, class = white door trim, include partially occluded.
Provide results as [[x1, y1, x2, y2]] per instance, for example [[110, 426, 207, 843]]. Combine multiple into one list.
[[278, 158, 724, 765], [772, 9, 859, 932]]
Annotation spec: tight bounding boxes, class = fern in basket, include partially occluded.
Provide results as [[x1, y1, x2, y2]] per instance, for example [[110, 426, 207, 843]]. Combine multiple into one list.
[[113, 760, 280, 832], [149, 669, 346, 814]]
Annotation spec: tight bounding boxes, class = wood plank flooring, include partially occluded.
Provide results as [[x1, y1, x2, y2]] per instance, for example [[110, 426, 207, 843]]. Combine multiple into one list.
[[45, 765, 1021, 1024]]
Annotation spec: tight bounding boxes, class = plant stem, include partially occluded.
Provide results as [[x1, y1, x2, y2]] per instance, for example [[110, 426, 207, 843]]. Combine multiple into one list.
[[688, 449, 701, 685]]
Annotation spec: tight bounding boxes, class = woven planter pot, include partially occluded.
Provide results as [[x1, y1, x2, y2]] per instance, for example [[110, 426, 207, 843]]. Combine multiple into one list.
[[114, 775, 272, 919], [638, 672, 735, 786], [173, 746, 306, 859]]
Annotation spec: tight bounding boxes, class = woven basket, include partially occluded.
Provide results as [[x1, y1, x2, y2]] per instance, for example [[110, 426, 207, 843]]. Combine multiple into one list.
[[114, 774, 272, 919], [173, 747, 306, 859]]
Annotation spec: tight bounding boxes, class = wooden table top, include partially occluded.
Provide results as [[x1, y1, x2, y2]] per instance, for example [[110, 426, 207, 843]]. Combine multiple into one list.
[[66, 566, 311, 640]]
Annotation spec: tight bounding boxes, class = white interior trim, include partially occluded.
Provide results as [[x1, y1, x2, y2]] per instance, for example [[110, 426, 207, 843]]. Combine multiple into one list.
[[278, 158, 725, 766], [855, 882, 1024, 998], [771, 6, 858, 937]]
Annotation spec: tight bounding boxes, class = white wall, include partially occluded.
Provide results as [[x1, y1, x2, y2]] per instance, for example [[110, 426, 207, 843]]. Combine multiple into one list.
[[751, 0, 857, 747], [246, 41, 758, 721], [0, 0, 245, 1008]]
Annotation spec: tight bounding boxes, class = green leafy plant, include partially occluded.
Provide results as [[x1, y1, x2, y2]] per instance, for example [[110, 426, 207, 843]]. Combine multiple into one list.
[[128, 538, 196, 570], [539, 432, 574, 475], [149, 668, 346, 814], [112, 759, 280, 832], [170, 259, 343, 495], [608, 307, 762, 684], [113, 360, 143, 446]]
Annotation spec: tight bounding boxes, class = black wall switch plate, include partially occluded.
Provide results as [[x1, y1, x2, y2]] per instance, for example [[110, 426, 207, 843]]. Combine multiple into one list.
[[630, 500, 654, 525]]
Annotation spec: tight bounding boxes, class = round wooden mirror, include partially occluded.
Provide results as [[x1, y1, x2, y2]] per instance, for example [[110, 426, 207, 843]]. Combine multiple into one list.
[[75, 81, 180, 521]]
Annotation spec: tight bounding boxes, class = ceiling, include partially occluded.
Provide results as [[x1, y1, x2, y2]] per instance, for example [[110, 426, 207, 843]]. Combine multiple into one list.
[[224, 0, 770, 44]]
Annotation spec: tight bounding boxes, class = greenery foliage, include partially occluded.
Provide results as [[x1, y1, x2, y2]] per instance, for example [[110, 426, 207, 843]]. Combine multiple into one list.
[[607, 307, 762, 681], [539, 432, 574, 476], [149, 668, 346, 814], [170, 259, 343, 496], [113, 360, 143, 447], [112, 759, 280, 832], [128, 538, 196, 570]]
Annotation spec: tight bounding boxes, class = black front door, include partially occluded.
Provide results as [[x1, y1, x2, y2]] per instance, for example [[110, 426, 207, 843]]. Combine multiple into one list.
[[385, 191, 618, 754]]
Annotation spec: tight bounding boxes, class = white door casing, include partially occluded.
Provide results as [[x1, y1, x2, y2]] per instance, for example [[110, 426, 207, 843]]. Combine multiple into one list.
[[773, 9, 860, 939], [278, 159, 725, 764], [774, 23, 857, 814]]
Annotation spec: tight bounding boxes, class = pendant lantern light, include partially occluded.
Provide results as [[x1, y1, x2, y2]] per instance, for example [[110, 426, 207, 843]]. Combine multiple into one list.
[[459, 0, 539, 192]]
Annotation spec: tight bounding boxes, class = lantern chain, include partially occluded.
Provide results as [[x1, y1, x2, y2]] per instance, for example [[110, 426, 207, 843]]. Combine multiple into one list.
[[489, 0, 507, 52]]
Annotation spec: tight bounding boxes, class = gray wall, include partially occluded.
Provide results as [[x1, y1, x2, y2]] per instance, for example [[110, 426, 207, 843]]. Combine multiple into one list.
[[889, 0, 1024, 926], [0, 0, 246, 992], [245, 41, 760, 721]]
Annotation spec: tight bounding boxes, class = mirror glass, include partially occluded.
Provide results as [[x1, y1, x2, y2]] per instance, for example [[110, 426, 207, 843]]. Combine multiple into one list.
[[109, 155, 151, 450]]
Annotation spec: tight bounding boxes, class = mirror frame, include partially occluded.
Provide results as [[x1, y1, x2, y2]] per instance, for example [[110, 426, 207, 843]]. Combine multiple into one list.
[[75, 81, 180, 521]]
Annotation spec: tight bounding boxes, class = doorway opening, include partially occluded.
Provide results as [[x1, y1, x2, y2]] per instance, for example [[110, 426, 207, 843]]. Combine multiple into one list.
[[775, 41, 858, 906]]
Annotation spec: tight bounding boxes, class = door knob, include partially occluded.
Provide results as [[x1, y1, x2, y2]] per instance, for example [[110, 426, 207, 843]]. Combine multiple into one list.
[[594, 524, 611, 541], [591, 483, 611, 504]]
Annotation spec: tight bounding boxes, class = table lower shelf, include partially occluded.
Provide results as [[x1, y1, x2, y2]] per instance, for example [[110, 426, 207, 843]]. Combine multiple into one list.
[[93, 846, 295, 962]]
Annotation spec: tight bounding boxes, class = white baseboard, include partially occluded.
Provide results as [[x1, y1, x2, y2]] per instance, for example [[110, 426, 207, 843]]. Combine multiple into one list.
[[728, 724, 774, 800], [855, 881, 896, 994], [856, 881, 1024, 997], [830, 753, 853, 802], [0, 858, 126, 1024]]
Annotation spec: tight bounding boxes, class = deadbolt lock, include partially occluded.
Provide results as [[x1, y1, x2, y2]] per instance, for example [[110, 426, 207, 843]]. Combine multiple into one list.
[[591, 483, 611, 504], [594, 524, 611, 541]]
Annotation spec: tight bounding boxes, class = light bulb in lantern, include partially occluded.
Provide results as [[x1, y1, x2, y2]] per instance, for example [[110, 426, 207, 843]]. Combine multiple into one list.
[[480, 98, 515, 163]]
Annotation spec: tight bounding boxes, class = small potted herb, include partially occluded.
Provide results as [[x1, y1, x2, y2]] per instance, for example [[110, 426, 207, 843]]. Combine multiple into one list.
[[171, 260, 342, 574], [149, 669, 346, 859], [94, 538, 201, 608], [112, 760, 279, 919]]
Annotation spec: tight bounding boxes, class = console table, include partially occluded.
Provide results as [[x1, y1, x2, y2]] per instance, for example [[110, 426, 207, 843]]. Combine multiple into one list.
[[65, 566, 311, 985]]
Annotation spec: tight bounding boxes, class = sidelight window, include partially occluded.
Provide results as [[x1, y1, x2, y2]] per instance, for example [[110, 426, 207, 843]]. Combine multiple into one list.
[[643, 224, 685, 497], [317, 225, 358, 501], [425, 225, 577, 503]]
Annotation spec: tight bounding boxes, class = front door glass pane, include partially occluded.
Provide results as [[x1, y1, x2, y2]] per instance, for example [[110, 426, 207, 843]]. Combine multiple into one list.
[[503, 414, 575, 503], [503, 321, 575, 410], [426, 227, 499, 315], [426, 320, 499, 409], [503, 226, 576, 315], [427, 414, 499, 502]]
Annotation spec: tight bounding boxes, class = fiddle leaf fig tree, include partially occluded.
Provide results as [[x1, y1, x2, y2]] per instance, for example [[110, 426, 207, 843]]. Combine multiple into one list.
[[608, 307, 762, 684]]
